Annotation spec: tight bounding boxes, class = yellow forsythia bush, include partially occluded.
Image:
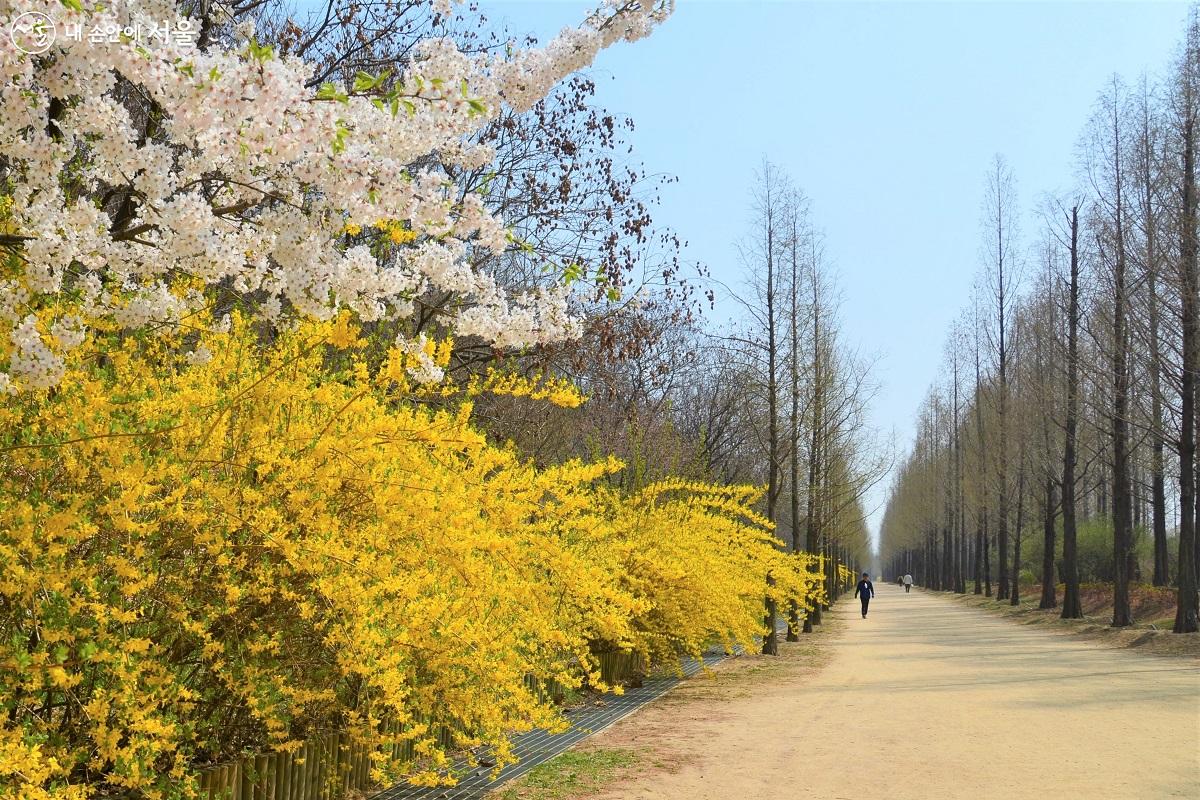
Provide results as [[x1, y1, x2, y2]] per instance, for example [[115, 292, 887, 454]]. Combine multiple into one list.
[[0, 313, 821, 797]]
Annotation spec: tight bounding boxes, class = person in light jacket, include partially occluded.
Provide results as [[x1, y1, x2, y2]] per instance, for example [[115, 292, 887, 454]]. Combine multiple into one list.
[[854, 572, 875, 618], [903, 573, 913, 593]]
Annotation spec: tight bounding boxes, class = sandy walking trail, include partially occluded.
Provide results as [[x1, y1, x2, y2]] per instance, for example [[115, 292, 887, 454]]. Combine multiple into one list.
[[580, 584, 1200, 800]]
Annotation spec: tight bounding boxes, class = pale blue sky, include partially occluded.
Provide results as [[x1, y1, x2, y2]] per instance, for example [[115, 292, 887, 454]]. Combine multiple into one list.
[[486, 0, 1189, 542]]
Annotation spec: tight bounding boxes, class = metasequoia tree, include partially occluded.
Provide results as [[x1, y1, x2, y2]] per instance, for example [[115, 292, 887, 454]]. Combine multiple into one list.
[[971, 293, 994, 596], [1006, 277, 1066, 608], [1086, 76, 1136, 626], [1011, 327, 1029, 608], [725, 164, 876, 649], [1028, 241, 1065, 610], [1054, 198, 1087, 619], [792, 252, 887, 608], [785, 190, 815, 640], [883, 9, 1200, 632], [876, 6, 1200, 635], [982, 155, 1021, 601], [1170, 9, 1200, 633], [802, 228, 832, 631], [951, 323, 969, 593], [1129, 75, 1172, 588], [728, 161, 790, 654]]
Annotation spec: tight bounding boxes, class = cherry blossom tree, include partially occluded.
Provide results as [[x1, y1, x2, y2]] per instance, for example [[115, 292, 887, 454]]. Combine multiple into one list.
[[0, 0, 673, 392]]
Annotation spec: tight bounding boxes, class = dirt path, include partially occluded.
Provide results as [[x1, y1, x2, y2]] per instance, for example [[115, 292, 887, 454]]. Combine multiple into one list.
[[576, 584, 1200, 799]]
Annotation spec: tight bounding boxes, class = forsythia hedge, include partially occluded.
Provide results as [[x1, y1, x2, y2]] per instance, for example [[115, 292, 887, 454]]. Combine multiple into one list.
[[0, 314, 823, 797]]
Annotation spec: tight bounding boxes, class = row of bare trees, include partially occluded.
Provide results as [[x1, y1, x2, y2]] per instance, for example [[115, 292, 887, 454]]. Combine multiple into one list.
[[476, 160, 881, 654], [881, 11, 1200, 633], [723, 164, 884, 653]]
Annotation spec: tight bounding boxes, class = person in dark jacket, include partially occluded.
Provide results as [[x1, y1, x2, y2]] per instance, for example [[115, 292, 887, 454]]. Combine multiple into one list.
[[854, 572, 875, 618]]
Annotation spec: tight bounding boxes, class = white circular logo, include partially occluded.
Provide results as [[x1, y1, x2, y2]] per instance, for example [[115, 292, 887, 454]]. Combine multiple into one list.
[[9, 12, 57, 55]]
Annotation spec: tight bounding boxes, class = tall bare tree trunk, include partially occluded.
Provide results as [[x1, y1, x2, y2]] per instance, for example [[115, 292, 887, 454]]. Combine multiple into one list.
[[974, 305, 993, 598], [1176, 109, 1200, 633], [974, 516, 984, 595], [1062, 204, 1084, 620], [763, 192, 780, 655], [1039, 477, 1057, 608], [1038, 256, 1058, 610], [983, 515, 992, 597], [1140, 105, 1169, 580], [742, 164, 787, 655], [1149, 263, 1170, 586], [803, 256, 824, 633], [954, 346, 967, 593], [787, 212, 803, 642], [1108, 93, 1135, 628], [986, 157, 1016, 602], [1104, 260, 1132, 623], [820, 401, 835, 609], [1012, 447, 1027, 606]]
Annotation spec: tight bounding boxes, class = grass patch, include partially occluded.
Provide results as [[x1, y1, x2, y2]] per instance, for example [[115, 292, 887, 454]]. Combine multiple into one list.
[[493, 748, 638, 800]]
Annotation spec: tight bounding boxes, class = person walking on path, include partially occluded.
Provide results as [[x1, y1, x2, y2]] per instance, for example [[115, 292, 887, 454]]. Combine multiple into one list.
[[903, 573, 913, 593], [854, 572, 875, 618]]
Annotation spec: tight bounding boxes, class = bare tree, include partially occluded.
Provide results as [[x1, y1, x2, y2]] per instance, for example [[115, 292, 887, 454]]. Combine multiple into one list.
[[729, 161, 790, 655], [1086, 76, 1136, 626], [1170, 11, 1200, 633], [1129, 75, 1173, 587], [982, 155, 1021, 601]]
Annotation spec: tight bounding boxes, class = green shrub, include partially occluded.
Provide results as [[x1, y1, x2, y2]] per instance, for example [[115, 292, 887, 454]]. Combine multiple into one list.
[[1014, 516, 1158, 584]]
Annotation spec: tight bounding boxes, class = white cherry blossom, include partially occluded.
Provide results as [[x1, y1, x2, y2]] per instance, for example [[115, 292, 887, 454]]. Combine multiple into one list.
[[0, 0, 673, 390]]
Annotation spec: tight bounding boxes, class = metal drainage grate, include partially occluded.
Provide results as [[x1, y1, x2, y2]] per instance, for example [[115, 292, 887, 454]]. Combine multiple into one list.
[[376, 617, 796, 800], [373, 651, 728, 800]]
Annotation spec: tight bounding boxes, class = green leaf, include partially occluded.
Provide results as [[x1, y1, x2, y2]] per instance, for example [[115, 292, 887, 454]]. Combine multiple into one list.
[[332, 121, 350, 154], [246, 39, 274, 62], [317, 82, 349, 104], [59, 0, 83, 11], [352, 71, 377, 93], [562, 262, 583, 286]]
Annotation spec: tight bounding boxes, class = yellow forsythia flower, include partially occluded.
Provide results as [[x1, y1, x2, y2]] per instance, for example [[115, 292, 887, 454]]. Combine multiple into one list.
[[0, 311, 821, 795]]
